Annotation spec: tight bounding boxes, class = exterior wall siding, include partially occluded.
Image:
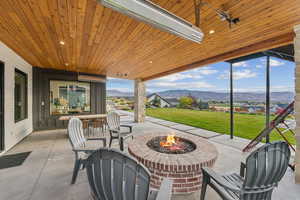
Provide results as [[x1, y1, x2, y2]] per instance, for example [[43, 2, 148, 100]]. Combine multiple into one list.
[[0, 42, 33, 154], [32, 67, 106, 131]]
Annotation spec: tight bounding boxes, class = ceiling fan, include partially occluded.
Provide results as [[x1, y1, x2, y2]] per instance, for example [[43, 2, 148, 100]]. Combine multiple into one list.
[[194, 0, 240, 28]]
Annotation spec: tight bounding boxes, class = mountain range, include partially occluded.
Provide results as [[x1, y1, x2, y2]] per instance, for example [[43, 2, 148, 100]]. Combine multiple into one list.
[[107, 89, 294, 103]]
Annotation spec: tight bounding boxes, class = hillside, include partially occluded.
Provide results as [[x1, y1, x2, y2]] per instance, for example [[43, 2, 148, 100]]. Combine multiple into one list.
[[107, 89, 294, 103]]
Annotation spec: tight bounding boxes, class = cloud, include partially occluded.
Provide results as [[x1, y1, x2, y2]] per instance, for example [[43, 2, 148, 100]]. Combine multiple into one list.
[[108, 87, 133, 92], [234, 70, 257, 80], [256, 65, 263, 69], [270, 58, 285, 67], [232, 61, 248, 67], [218, 69, 257, 80], [225, 85, 294, 92], [270, 85, 294, 92], [192, 67, 218, 75], [156, 73, 202, 82]]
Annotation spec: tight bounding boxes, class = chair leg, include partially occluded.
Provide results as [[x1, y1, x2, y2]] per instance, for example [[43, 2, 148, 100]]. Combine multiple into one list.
[[200, 175, 209, 200], [120, 137, 124, 151], [71, 160, 81, 184], [109, 137, 113, 148]]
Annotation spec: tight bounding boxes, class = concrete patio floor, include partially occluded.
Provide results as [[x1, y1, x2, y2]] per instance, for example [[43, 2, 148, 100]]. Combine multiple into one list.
[[0, 114, 299, 200]]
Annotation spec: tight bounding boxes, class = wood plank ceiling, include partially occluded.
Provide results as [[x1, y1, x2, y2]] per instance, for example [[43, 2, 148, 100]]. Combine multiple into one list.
[[0, 0, 299, 80]]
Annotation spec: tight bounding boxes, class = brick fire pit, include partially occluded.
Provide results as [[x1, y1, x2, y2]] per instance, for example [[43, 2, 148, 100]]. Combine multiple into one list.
[[128, 133, 218, 194]]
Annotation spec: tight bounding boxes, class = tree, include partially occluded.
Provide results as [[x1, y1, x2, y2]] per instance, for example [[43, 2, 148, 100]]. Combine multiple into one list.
[[198, 100, 209, 110], [187, 94, 198, 108], [179, 96, 193, 108], [152, 96, 161, 107]]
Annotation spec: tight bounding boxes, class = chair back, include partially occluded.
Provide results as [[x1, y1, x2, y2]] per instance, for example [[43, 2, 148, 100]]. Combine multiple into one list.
[[86, 148, 151, 200], [242, 141, 290, 199], [107, 112, 120, 130], [68, 118, 86, 149]]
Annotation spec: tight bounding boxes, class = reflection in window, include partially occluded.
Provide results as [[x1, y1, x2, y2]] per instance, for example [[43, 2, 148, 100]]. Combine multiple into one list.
[[50, 81, 91, 115], [15, 69, 28, 122]]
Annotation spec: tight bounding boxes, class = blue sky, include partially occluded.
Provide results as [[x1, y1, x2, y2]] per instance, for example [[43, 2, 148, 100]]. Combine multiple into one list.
[[107, 56, 295, 93]]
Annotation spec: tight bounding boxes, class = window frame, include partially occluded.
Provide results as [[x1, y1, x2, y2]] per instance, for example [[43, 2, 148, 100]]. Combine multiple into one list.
[[49, 80, 92, 116], [14, 68, 28, 123]]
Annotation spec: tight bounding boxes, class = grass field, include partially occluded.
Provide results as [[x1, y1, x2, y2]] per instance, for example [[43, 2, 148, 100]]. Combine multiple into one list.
[[146, 108, 295, 145]]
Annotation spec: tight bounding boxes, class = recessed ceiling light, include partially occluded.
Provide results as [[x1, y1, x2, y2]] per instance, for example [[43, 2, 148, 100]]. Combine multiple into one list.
[[149, 61, 153, 64], [209, 30, 215, 34], [65, 63, 69, 66], [59, 41, 65, 45]]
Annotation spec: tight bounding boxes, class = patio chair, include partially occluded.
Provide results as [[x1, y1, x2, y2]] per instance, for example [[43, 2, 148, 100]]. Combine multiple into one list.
[[106, 111, 133, 151], [85, 148, 173, 200], [68, 118, 107, 184], [200, 141, 291, 200]]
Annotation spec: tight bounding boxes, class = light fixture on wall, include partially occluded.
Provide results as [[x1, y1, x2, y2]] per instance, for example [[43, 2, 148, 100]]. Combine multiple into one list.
[[78, 74, 106, 83], [115, 72, 129, 78], [97, 0, 204, 43], [59, 41, 65, 45]]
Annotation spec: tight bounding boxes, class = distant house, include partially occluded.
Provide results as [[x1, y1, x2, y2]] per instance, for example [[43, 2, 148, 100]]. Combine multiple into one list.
[[247, 107, 256, 113], [147, 94, 180, 108], [147, 93, 171, 108], [165, 98, 180, 107], [210, 106, 230, 112], [271, 103, 289, 114]]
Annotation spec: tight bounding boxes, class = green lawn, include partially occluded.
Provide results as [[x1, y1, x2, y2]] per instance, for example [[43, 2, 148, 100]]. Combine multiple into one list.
[[146, 108, 295, 145]]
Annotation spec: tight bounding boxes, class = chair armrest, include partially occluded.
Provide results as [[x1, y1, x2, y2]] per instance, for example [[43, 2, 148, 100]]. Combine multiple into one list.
[[119, 133, 134, 151], [109, 128, 120, 133], [73, 149, 95, 154], [202, 167, 240, 192], [120, 124, 132, 132], [87, 138, 107, 147], [240, 162, 246, 178], [156, 178, 173, 200], [122, 133, 133, 140]]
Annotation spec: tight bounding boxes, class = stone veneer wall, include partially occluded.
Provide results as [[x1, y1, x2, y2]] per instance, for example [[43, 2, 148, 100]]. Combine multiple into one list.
[[134, 79, 146, 123], [294, 25, 300, 183]]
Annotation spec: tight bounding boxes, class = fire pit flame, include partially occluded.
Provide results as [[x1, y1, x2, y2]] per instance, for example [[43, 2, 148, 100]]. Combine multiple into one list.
[[160, 134, 176, 147], [147, 134, 196, 154]]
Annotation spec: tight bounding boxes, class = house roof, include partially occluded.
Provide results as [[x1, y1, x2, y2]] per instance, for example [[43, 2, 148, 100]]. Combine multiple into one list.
[[147, 93, 172, 105], [165, 98, 179, 104], [0, 0, 298, 81]]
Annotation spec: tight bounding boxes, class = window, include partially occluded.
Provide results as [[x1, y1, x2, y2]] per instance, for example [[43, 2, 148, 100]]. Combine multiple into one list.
[[15, 69, 28, 122], [50, 80, 91, 115]]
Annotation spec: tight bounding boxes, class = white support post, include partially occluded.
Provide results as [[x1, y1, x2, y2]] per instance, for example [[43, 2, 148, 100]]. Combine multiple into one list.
[[294, 24, 300, 183], [134, 79, 146, 123]]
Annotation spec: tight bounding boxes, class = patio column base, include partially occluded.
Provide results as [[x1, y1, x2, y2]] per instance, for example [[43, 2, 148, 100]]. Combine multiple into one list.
[[294, 24, 300, 183], [134, 79, 145, 123]]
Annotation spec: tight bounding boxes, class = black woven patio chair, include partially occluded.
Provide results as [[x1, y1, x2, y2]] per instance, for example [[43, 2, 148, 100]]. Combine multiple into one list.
[[200, 141, 291, 200], [86, 148, 173, 200]]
